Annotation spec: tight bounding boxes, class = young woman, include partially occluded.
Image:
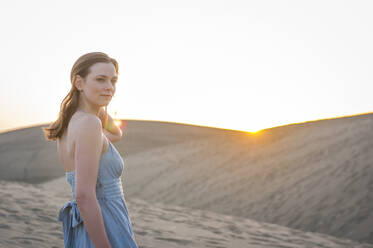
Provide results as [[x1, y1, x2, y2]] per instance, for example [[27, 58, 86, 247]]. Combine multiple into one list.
[[42, 52, 138, 248]]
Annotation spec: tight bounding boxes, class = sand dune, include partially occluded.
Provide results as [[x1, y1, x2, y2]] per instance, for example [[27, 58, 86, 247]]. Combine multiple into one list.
[[120, 115, 373, 245], [1, 179, 371, 248], [1, 113, 373, 247]]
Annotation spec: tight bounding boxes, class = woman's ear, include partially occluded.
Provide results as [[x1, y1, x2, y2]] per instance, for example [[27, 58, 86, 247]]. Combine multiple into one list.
[[74, 75, 84, 91]]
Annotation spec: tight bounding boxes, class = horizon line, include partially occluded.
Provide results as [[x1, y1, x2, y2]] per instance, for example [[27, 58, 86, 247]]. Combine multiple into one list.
[[1, 111, 373, 135]]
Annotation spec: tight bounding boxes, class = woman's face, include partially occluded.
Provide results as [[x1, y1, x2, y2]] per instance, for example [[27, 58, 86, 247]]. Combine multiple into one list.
[[78, 62, 118, 107]]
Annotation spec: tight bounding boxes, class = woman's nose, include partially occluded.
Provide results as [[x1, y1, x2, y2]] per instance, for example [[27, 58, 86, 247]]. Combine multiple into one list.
[[106, 82, 114, 91]]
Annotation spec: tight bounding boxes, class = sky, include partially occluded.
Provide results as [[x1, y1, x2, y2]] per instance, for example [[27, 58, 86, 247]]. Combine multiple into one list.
[[0, 0, 372, 133]]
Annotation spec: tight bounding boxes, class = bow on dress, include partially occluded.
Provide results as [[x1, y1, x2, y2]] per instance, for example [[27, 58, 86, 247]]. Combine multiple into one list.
[[58, 199, 83, 247]]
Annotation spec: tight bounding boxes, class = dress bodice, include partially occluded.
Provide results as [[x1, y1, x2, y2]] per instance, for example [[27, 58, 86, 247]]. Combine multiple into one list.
[[65, 142, 125, 200]]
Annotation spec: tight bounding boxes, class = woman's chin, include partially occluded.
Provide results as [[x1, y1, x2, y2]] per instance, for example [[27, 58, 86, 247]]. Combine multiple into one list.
[[99, 102, 109, 107]]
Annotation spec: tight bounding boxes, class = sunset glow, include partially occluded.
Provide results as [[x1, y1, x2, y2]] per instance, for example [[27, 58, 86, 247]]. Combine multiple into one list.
[[1, 1, 373, 134]]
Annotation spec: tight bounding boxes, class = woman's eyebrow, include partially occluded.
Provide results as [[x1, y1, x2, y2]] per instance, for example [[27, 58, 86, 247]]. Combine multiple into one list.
[[97, 74, 118, 79]]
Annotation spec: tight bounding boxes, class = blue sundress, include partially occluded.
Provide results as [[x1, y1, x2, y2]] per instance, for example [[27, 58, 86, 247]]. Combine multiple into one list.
[[58, 141, 138, 248]]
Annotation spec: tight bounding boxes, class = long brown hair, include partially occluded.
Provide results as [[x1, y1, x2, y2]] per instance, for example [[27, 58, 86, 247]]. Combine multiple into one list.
[[42, 52, 119, 141]]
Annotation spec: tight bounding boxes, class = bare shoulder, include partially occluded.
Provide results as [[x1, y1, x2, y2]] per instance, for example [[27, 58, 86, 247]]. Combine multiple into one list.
[[74, 113, 102, 130], [71, 113, 103, 147]]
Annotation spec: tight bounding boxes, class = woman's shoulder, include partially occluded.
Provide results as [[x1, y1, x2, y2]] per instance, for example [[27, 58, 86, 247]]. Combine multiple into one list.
[[70, 112, 103, 141], [71, 111, 102, 128]]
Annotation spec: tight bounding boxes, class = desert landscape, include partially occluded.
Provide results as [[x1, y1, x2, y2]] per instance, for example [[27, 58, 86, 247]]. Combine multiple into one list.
[[1, 113, 373, 247]]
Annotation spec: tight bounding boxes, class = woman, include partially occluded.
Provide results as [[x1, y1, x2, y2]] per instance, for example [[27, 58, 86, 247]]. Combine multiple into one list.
[[42, 52, 139, 248]]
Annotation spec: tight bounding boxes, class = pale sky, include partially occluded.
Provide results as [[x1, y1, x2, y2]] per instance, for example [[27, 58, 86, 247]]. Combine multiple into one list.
[[1, 0, 372, 133]]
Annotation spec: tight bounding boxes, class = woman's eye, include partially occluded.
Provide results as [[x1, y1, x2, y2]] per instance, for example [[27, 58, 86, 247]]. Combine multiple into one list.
[[97, 78, 104, 82]]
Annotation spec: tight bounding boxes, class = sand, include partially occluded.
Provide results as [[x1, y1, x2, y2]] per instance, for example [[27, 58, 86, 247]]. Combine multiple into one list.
[[1, 178, 371, 248], [1, 113, 373, 247]]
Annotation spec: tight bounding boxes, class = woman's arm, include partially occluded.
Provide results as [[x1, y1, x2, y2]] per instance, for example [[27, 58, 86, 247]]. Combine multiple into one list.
[[98, 107, 123, 143], [74, 116, 112, 248]]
